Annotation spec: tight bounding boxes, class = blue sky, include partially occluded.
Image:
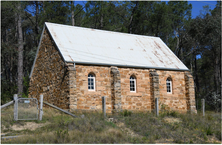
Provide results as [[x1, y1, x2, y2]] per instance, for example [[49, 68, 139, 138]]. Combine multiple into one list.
[[27, 1, 218, 19], [188, 1, 217, 18], [74, 1, 218, 19]]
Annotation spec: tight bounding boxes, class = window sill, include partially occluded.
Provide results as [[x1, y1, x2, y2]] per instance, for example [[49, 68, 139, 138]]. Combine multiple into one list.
[[85, 91, 100, 95]]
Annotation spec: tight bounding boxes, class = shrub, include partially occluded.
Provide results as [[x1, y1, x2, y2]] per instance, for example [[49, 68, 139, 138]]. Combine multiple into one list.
[[205, 125, 213, 135], [120, 110, 132, 117], [167, 111, 179, 117]]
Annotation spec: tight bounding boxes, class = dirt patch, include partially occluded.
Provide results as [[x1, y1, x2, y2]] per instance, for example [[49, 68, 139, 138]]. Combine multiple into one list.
[[163, 117, 181, 124], [116, 122, 142, 138], [155, 138, 175, 144], [106, 118, 142, 138], [206, 135, 221, 144], [11, 122, 49, 131]]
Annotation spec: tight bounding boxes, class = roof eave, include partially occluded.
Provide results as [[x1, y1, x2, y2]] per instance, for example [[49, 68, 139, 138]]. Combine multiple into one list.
[[66, 61, 190, 71]]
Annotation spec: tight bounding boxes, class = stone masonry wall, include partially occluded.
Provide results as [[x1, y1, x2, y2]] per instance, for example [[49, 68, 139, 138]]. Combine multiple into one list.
[[111, 67, 122, 112], [157, 70, 188, 112], [74, 65, 113, 113], [29, 28, 70, 109], [118, 68, 152, 111], [185, 72, 197, 113], [149, 70, 160, 110], [72, 65, 194, 113]]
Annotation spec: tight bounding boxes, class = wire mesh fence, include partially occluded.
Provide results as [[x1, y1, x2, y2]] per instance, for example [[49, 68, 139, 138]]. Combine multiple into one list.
[[17, 98, 39, 120]]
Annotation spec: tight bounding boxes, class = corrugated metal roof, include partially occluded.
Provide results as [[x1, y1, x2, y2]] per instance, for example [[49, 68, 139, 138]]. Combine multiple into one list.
[[45, 22, 189, 71]]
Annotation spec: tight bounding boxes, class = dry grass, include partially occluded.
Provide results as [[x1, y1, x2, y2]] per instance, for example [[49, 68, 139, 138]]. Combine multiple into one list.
[[1, 106, 221, 144]]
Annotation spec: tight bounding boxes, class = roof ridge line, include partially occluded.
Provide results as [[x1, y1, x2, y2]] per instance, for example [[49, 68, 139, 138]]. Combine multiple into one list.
[[45, 22, 160, 39]]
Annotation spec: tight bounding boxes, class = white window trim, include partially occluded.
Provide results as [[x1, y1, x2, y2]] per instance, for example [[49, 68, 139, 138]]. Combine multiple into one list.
[[166, 78, 172, 94], [130, 76, 136, 93], [88, 74, 95, 91]]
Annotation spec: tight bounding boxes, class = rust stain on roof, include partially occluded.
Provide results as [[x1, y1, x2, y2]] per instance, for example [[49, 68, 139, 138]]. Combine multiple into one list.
[[174, 64, 179, 69], [149, 56, 157, 66], [68, 55, 74, 61], [154, 40, 161, 49]]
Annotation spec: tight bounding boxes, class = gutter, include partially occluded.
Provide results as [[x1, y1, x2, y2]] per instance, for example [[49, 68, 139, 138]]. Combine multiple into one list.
[[66, 61, 190, 72]]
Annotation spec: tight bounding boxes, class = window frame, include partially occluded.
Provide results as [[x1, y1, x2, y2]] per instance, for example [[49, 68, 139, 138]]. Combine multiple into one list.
[[166, 78, 172, 94], [130, 76, 136, 92], [88, 73, 95, 91]]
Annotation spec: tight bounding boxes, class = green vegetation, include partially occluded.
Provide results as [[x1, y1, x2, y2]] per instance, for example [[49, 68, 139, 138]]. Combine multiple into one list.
[[1, 107, 221, 144]]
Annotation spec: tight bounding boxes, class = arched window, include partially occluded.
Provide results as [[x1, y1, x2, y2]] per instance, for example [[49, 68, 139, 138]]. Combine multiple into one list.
[[130, 76, 136, 92], [88, 73, 95, 91], [166, 78, 172, 93]]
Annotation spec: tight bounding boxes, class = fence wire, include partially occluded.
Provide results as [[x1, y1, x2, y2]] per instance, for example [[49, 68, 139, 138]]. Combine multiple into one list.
[[17, 98, 38, 120]]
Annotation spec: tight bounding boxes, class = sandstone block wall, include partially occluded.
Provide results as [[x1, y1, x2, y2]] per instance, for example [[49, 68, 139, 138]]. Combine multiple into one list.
[[149, 70, 160, 110], [118, 68, 152, 111], [157, 70, 188, 112], [72, 65, 195, 113], [29, 28, 70, 109], [185, 72, 197, 113], [74, 65, 113, 113], [111, 67, 122, 112]]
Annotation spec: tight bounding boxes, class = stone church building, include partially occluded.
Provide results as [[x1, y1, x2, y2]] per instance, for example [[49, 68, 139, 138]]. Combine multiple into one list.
[[29, 22, 196, 113]]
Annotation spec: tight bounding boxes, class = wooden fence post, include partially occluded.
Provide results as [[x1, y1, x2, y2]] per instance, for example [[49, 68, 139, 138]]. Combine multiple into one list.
[[155, 98, 159, 117], [39, 94, 43, 120], [201, 99, 205, 116], [13, 94, 18, 121], [102, 96, 106, 118]]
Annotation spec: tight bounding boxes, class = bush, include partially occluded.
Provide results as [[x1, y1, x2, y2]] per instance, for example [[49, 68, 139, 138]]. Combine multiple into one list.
[[205, 125, 213, 135], [120, 110, 132, 117]]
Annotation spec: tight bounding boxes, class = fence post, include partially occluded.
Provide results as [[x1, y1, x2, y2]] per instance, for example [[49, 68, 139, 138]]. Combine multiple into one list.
[[155, 98, 159, 117], [39, 94, 43, 120], [102, 96, 106, 118], [13, 94, 18, 121], [201, 99, 205, 116]]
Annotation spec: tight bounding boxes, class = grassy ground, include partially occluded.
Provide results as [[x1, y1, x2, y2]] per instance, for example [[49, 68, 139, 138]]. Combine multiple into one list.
[[1, 105, 221, 144]]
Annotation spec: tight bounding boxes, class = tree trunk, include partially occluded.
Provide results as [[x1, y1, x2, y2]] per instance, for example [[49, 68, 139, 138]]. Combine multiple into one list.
[[214, 53, 220, 94], [35, 1, 39, 45], [100, 13, 103, 29], [100, 1, 103, 29], [71, 1, 75, 26], [174, 30, 180, 57], [128, 1, 138, 34], [194, 55, 199, 92], [17, 2, 24, 97], [6, 29, 8, 43], [15, 13, 18, 40], [221, 40, 222, 100], [43, 1, 45, 14]]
